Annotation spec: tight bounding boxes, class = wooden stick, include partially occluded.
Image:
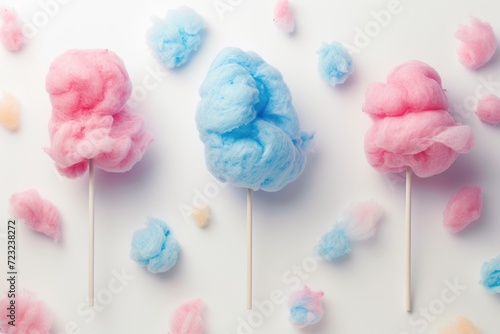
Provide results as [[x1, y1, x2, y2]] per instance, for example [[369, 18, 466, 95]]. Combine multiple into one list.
[[247, 188, 253, 310], [405, 167, 412, 312], [89, 159, 95, 306]]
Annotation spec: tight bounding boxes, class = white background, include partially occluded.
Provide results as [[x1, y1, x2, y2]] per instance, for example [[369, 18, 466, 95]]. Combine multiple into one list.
[[1, 0, 499, 333]]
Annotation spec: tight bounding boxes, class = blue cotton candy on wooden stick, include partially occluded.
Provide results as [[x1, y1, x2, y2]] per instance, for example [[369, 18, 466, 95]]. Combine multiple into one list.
[[196, 48, 313, 192]]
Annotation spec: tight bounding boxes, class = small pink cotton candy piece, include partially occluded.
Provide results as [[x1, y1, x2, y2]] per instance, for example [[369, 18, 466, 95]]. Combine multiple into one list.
[[437, 316, 480, 334], [288, 286, 324, 328], [169, 299, 204, 334], [363, 61, 474, 178], [10, 189, 61, 241], [477, 94, 500, 125], [45, 49, 153, 178], [274, 0, 295, 33], [443, 186, 482, 233], [0, 291, 53, 334], [0, 7, 24, 52], [456, 17, 497, 70]]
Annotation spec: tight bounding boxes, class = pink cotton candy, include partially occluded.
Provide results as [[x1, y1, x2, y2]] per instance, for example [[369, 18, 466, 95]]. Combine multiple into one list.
[[10, 189, 61, 241], [443, 186, 482, 233], [363, 61, 474, 177], [455, 17, 497, 70], [169, 299, 204, 334], [274, 0, 295, 33], [0, 7, 24, 52], [0, 291, 53, 334], [45, 49, 153, 178], [288, 286, 324, 329], [477, 94, 500, 125]]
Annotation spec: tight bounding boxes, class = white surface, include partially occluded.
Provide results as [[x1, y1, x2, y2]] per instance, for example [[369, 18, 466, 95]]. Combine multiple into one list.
[[1, 0, 500, 333]]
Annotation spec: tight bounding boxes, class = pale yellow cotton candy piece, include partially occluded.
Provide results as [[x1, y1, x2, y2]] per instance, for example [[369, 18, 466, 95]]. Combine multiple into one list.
[[438, 316, 480, 334], [0, 92, 19, 131], [192, 204, 210, 228]]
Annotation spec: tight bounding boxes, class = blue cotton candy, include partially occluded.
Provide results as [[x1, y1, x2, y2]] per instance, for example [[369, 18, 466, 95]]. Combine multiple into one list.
[[196, 48, 314, 192], [480, 255, 500, 294], [316, 225, 351, 260], [317, 42, 353, 86], [147, 6, 205, 69], [130, 217, 180, 274], [316, 201, 383, 261]]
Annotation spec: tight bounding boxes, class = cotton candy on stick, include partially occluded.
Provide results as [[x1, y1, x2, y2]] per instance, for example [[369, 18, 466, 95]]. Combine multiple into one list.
[[196, 48, 313, 309], [46, 49, 153, 305], [363, 61, 473, 311]]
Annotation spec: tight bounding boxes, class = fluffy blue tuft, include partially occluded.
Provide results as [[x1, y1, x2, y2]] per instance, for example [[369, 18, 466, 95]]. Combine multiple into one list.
[[317, 42, 353, 86], [196, 48, 314, 192], [130, 217, 180, 274], [147, 6, 205, 69], [480, 255, 500, 294], [316, 225, 351, 260]]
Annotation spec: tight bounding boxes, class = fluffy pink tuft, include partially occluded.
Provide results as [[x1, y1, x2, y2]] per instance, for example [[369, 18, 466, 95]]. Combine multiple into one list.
[[455, 17, 497, 70], [10, 189, 61, 241], [0, 7, 24, 52], [274, 0, 295, 33], [477, 94, 500, 125], [363, 61, 474, 178], [443, 186, 482, 233], [45, 49, 153, 178], [0, 291, 53, 334], [169, 299, 204, 334]]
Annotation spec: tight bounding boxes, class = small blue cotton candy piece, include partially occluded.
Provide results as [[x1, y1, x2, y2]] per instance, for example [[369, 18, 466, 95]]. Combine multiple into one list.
[[196, 48, 314, 192], [147, 6, 205, 69], [316, 225, 351, 260], [317, 42, 353, 86], [130, 218, 180, 274], [480, 255, 500, 294]]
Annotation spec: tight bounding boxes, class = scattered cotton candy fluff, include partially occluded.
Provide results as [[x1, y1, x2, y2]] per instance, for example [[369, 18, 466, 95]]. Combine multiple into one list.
[[169, 299, 204, 334], [192, 204, 210, 228], [317, 42, 353, 86], [477, 94, 500, 125], [196, 47, 314, 192], [363, 61, 474, 177], [0, 291, 53, 334], [480, 255, 500, 294], [443, 186, 482, 233], [437, 316, 480, 334], [0, 7, 24, 52], [0, 92, 19, 131], [455, 17, 496, 70], [10, 189, 61, 241], [274, 0, 295, 33], [288, 286, 324, 329], [131, 218, 180, 274], [316, 201, 383, 260], [45, 49, 153, 178], [147, 6, 205, 69]]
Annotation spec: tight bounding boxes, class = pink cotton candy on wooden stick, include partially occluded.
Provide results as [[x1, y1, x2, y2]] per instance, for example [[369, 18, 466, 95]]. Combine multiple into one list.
[[169, 299, 204, 334], [362, 61, 474, 312], [10, 189, 61, 241], [477, 94, 500, 125], [443, 186, 482, 233], [274, 0, 295, 33], [0, 7, 24, 52], [455, 17, 497, 70], [45, 49, 153, 306]]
